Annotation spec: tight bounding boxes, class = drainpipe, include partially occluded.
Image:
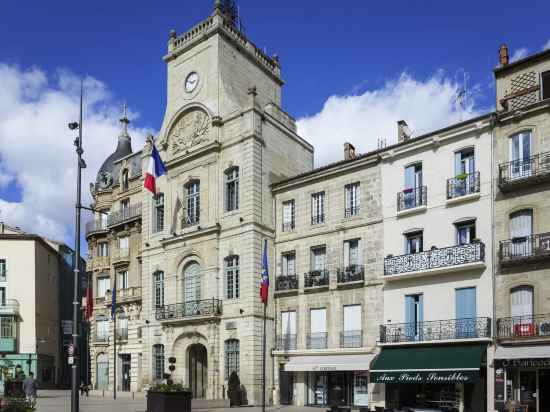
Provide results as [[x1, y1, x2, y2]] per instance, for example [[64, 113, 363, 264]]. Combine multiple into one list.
[[490, 112, 497, 412]]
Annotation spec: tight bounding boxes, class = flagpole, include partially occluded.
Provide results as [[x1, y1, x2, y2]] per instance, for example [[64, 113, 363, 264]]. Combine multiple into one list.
[[262, 301, 267, 412], [113, 296, 117, 400]]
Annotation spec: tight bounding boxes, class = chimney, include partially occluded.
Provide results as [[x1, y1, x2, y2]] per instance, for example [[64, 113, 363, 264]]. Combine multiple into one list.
[[344, 143, 356, 161], [397, 120, 411, 143], [499, 43, 509, 66]]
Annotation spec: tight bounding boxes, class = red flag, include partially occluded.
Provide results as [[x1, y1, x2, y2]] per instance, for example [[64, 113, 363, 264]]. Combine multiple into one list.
[[85, 286, 93, 320]]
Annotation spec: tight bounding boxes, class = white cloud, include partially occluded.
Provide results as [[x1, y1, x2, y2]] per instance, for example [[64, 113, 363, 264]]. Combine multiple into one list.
[[543, 39, 550, 51], [297, 72, 484, 167], [510, 48, 529, 63], [0, 64, 153, 243]]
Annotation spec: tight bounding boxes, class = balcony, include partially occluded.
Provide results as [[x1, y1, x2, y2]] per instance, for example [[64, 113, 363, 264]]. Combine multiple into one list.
[[304, 270, 329, 289], [0, 299, 20, 316], [447, 172, 480, 201], [497, 314, 550, 342], [85, 220, 108, 236], [307, 332, 328, 349], [379, 317, 491, 344], [111, 248, 130, 266], [341, 330, 362, 348], [107, 203, 141, 228], [500, 233, 550, 266], [276, 334, 297, 351], [183, 213, 200, 228], [337, 265, 364, 285], [282, 222, 295, 232], [311, 214, 325, 225], [90, 256, 110, 271], [155, 298, 222, 322], [345, 206, 360, 218], [275, 275, 298, 292], [384, 242, 485, 280], [105, 287, 142, 304], [0, 337, 16, 353], [397, 186, 427, 215], [498, 151, 550, 192]]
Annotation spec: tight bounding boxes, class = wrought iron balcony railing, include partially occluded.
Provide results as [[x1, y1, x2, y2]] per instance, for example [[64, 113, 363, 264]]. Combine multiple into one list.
[[107, 203, 142, 227], [384, 242, 485, 276], [276, 334, 297, 351], [379, 317, 491, 343], [397, 186, 427, 212], [499, 151, 550, 188], [500, 233, 550, 264], [85, 220, 108, 235], [155, 298, 222, 321], [307, 332, 328, 349], [282, 222, 295, 232], [447, 171, 480, 199], [337, 265, 364, 284], [304, 270, 329, 288], [497, 314, 550, 339], [345, 206, 360, 218], [275, 275, 298, 291], [311, 214, 325, 225], [341, 330, 362, 348]]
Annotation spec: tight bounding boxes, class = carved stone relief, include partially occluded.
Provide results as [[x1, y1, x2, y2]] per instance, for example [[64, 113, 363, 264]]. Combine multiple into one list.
[[169, 110, 210, 154]]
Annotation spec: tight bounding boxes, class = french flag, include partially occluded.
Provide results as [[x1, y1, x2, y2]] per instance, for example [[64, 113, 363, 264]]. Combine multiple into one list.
[[144, 141, 167, 195], [260, 239, 269, 305]]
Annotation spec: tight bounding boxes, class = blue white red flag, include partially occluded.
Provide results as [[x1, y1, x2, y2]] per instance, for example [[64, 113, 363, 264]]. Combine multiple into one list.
[[144, 140, 167, 195], [260, 239, 269, 304]]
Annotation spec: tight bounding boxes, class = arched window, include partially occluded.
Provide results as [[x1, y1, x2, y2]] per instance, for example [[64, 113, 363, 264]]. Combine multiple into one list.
[[509, 131, 532, 178], [509, 209, 533, 257], [185, 181, 200, 226], [152, 344, 165, 381], [225, 256, 239, 300], [225, 167, 239, 211], [153, 271, 164, 308], [122, 169, 129, 191], [224, 339, 239, 380], [511, 286, 534, 319], [184, 263, 201, 303]]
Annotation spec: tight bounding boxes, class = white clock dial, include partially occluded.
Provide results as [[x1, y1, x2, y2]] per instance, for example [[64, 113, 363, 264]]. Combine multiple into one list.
[[185, 72, 199, 93]]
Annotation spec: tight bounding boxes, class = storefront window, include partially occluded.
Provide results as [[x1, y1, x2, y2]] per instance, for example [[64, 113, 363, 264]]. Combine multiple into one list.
[[307, 372, 327, 406]]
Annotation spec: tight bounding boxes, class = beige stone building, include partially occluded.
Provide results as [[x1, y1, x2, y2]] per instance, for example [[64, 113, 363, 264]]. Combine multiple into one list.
[[492, 46, 550, 412]]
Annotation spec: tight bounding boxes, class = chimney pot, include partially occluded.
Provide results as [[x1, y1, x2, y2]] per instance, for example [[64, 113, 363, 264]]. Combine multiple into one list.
[[344, 142, 356, 161], [499, 43, 509, 66], [397, 120, 411, 143]]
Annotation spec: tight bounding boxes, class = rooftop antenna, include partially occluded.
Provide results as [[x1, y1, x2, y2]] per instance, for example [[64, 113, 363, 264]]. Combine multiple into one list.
[[454, 68, 470, 121]]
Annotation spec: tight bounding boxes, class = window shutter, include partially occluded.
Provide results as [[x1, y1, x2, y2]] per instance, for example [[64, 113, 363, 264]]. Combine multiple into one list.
[[511, 287, 533, 318], [343, 305, 362, 332], [310, 308, 326, 333], [343, 241, 350, 268]]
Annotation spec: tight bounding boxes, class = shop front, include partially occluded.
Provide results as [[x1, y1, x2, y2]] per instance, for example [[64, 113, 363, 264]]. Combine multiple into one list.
[[494, 345, 550, 412], [282, 354, 374, 408], [370, 344, 487, 411]]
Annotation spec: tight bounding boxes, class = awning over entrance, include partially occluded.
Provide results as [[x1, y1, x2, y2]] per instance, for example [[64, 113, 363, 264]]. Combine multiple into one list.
[[370, 344, 486, 384], [284, 354, 375, 372], [495, 345, 550, 360]]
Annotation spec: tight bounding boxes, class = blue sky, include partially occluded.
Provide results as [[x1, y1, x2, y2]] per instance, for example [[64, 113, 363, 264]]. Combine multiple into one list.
[[0, 0, 549, 242]]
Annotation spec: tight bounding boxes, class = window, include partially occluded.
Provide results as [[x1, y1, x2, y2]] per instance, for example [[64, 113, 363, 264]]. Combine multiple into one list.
[[117, 270, 128, 290], [0, 316, 15, 338], [511, 286, 534, 319], [0, 259, 6, 281], [225, 256, 240, 300], [225, 168, 239, 211], [509, 131, 532, 178], [343, 239, 361, 269], [185, 182, 200, 225], [455, 287, 477, 337], [119, 236, 129, 257], [97, 242, 109, 257], [224, 339, 240, 380], [405, 294, 423, 341], [510, 209, 533, 256], [152, 344, 165, 381], [0, 288, 5, 306], [122, 169, 129, 191], [455, 148, 475, 176], [281, 311, 297, 350], [309, 308, 327, 349], [99, 209, 109, 229], [120, 199, 130, 219], [542, 71, 550, 100], [96, 318, 109, 342], [345, 183, 360, 217], [153, 193, 164, 233], [310, 246, 326, 271], [404, 163, 423, 209], [456, 220, 476, 245], [281, 252, 296, 277], [116, 313, 128, 340], [311, 192, 325, 225], [97, 277, 110, 298], [282, 200, 295, 231], [184, 263, 201, 304], [153, 271, 164, 308], [343, 305, 362, 348], [405, 231, 423, 254]]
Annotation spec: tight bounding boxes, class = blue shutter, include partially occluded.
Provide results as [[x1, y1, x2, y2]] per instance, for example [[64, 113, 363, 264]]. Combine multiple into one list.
[[456, 287, 476, 337]]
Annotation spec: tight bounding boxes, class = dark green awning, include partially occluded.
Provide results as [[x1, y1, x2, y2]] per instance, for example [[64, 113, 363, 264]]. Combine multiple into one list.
[[370, 344, 486, 384]]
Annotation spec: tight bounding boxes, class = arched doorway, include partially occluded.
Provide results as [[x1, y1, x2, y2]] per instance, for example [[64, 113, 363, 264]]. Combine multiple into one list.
[[188, 343, 207, 398], [184, 262, 201, 314]]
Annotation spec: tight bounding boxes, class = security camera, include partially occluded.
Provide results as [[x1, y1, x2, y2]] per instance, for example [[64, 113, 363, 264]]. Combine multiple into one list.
[[68, 122, 80, 130]]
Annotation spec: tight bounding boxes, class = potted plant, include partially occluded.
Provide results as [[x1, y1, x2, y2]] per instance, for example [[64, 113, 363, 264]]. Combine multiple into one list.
[[147, 383, 192, 412], [227, 371, 242, 407], [455, 172, 468, 180]]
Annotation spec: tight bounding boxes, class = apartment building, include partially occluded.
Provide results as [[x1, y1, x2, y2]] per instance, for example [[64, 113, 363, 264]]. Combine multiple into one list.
[[272, 144, 384, 407], [492, 46, 550, 412]]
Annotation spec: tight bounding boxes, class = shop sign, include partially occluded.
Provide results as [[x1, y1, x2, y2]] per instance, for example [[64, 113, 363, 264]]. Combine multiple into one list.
[[498, 358, 550, 368], [371, 370, 478, 384], [494, 367, 505, 411]]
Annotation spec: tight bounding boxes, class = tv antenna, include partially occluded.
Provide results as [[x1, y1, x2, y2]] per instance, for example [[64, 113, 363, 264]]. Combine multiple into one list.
[[454, 68, 470, 121]]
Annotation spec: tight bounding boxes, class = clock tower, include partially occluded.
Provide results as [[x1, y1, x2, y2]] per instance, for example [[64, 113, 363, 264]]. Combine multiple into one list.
[[141, 1, 314, 405]]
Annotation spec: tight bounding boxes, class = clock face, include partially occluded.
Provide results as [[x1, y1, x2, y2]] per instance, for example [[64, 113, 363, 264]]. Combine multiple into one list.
[[185, 72, 199, 93]]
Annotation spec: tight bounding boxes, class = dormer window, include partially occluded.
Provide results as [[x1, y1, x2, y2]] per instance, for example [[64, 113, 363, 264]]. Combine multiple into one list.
[[122, 169, 129, 191]]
